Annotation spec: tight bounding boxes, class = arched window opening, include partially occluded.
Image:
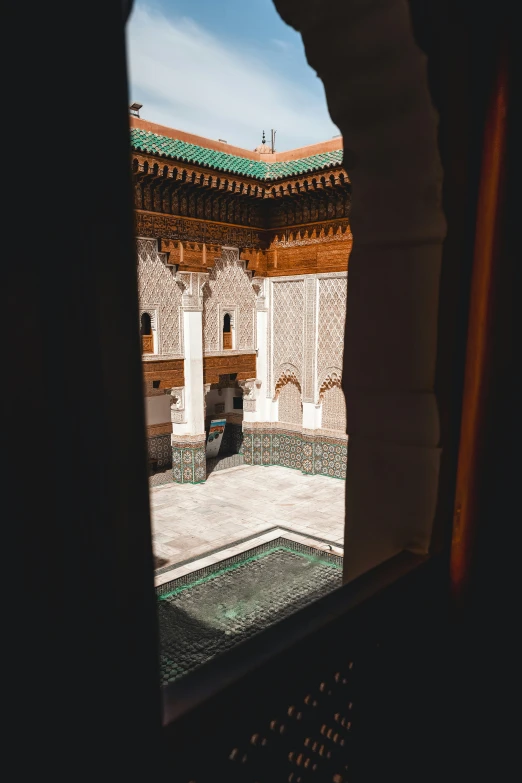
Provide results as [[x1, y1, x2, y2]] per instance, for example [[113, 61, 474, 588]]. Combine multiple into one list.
[[141, 312, 153, 354], [223, 312, 232, 350], [141, 312, 151, 335]]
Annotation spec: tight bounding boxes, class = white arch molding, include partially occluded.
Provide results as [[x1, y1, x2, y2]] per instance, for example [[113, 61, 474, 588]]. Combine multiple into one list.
[[273, 364, 302, 401], [317, 367, 343, 404], [273, 364, 303, 427]]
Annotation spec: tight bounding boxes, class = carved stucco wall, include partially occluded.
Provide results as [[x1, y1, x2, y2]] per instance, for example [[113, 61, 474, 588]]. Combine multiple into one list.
[[321, 384, 347, 432], [203, 247, 256, 353], [270, 273, 347, 432], [136, 238, 183, 357], [271, 279, 305, 391], [317, 275, 347, 395], [278, 380, 303, 426]]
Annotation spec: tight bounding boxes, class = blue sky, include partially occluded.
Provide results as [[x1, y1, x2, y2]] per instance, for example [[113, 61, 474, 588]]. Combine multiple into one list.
[[126, 0, 339, 151]]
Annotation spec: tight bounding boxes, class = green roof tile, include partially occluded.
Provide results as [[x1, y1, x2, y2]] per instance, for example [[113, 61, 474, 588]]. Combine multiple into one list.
[[130, 129, 343, 180]]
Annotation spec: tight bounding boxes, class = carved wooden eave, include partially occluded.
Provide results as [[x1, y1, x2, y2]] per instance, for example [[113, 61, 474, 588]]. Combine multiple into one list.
[[264, 169, 350, 197], [132, 152, 350, 199], [132, 154, 269, 199]]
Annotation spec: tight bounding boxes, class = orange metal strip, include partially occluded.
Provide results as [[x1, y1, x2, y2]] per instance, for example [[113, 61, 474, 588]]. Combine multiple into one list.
[[450, 48, 509, 603]]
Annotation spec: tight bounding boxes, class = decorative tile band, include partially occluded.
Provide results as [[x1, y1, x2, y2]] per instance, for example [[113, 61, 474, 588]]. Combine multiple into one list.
[[147, 434, 172, 468], [172, 435, 207, 484], [242, 425, 347, 480]]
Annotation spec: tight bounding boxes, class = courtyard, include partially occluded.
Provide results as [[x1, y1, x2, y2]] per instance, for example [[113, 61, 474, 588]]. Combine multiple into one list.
[[151, 464, 345, 576]]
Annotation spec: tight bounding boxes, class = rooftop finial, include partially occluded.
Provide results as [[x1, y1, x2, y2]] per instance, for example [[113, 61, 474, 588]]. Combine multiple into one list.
[[254, 130, 271, 154]]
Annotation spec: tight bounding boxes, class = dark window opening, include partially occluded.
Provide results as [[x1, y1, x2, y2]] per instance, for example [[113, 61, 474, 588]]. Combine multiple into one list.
[[141, 312, 153, 354], [140, 312, 152, 335], [152, 380, 160, 389], [223, 313, 232, 349], [233, 396, 243, 410]]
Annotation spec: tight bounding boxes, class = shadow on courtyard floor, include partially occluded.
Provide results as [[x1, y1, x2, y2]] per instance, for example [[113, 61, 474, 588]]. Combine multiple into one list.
[[148, 452, 246, 488]]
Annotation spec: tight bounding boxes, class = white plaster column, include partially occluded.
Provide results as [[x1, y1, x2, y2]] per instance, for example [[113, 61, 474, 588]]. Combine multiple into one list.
[[252, 276, 270, 421], [303, 401, 322, 430], [183, 308, 205, 434], [172, 272, 207, 438]]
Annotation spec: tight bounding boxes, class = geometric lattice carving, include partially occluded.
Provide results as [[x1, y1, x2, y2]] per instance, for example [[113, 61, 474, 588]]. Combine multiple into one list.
[[317, 276, 347, 395], [203, 247, 255, 353], [136, 238, 183, 357], [303, 276, 317, 402], [321, 382, 347, 433], [277, 379, 303, 426], [272, 279, 305, 390]]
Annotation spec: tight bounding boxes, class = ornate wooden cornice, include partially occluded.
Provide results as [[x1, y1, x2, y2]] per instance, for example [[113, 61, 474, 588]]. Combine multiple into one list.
[[203, 353, 257, 385], [142, 358, 184, 391], [241, 219, 352, 276], [135, 209, 267, 239], [135, 210, 352, 275]]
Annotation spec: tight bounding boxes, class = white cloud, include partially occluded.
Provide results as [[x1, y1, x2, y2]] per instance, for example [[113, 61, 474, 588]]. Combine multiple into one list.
[[126, 5, 339, 150], [271, 38, 293, 52]]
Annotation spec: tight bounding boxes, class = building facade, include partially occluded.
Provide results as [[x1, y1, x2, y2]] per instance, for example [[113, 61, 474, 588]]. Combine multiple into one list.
[[133, 118, 351, 483]]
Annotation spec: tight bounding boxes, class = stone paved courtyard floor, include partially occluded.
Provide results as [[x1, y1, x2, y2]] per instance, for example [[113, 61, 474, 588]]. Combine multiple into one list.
[[151, 464, 345, 570]]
